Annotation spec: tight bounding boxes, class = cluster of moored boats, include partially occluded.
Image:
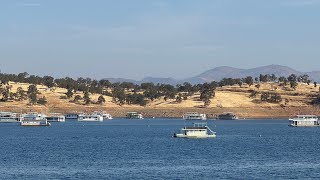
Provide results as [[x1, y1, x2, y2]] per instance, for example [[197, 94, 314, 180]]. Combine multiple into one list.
[[174, 114, 320, 139], [182, 112, 239, 120], [0, 111, 144, 126], [1, 111, 319, 139]]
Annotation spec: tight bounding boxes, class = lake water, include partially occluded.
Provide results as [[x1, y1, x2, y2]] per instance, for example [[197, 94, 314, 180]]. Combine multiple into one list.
[[1, 119, 320, 179]]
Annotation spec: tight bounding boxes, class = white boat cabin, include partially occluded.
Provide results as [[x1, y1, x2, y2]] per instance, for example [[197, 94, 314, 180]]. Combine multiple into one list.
[[126, 112, 143, 119], [78, 114, 103, 122], [46, 113, 65, 122], [21, 113, 50, 126], [20, 119, 50, 126], [65, 113, 79, 119], [0, 112, 22, 122], [183, 112, 206, 120], [289, 115, 320, 127], [174, 123, 216, 138], [92, 111, 113, 120], [22, 112, 46, 121]]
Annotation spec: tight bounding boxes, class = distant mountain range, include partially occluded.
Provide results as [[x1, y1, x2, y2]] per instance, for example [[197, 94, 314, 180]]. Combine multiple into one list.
[[104, 64, 320, 85]]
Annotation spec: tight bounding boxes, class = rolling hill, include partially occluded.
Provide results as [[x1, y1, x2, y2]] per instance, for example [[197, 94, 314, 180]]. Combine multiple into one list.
[[103, 64, 320, 84]]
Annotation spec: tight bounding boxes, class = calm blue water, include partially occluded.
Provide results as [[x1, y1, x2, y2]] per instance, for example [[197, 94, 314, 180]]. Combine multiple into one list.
[[1, 119, 320, 179]]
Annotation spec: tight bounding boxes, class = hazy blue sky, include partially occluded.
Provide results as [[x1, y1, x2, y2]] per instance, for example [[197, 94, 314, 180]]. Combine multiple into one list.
[[1, 0, 320, 80]]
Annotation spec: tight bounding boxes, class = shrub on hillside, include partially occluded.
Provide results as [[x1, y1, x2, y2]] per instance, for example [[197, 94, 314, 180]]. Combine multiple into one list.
[[37, 96, 47, 105]]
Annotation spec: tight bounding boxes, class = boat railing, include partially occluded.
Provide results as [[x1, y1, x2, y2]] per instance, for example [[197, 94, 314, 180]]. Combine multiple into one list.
[[290, 115, 318, 121], [206, 126, 216, 135]]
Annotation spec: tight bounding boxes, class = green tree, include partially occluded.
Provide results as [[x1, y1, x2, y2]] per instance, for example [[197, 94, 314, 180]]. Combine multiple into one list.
[[235, 78, 243, 87], [141, 83, 155, 90], [27, 85, 38, 104], [66, 88, 74, 98], [17, 87, 27, 101], [261, 92, 269, 101], [99, 79, 112, 88], [112, 86, 126, 105], [125, 93, 146, 106], [297, 74, 309, 83], [0, 88, 9, 102], [259, 74, 270, 82], [43, 76, 55, 88], [135, 94, 147, 106], [37, 96, 47, 105], [270, 93, 282, 103], [9, 92, 16, 100], [143, 87, 160, 101], [278, 76, 286, 83], [254, 77, 259, 83], [244, 76, 254, 87], [83, 91, 91, 105], [73, 95, 82, 103], [290, 81, 298, 90], [17, 72, 29, 83], [288, 74, 297, 83], [204, 98, 211, 107], [249, 90, 257, 98], [176, 94, 183, 103], [270, 74, 277, 82], [97, 95, 106, 104]]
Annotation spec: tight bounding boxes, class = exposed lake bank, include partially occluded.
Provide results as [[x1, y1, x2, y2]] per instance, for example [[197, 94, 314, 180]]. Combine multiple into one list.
[[1, 105, 319, 119]]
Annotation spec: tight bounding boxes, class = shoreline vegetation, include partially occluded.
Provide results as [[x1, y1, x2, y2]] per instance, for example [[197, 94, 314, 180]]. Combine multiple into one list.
[[1, 72, 320, 119]]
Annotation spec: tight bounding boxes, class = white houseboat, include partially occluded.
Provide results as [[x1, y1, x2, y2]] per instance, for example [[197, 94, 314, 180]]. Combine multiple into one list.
[[92, 111, 113, 120], [46, 113, 65, 122], [183, 112, 207, 120], [65, 113, 79, 119], [21, 113, 50, 126], [173, 123, 216, 138], [0, 112, 22, 123], [289, 115, 320, 127], [217, 112, 239, 120], [78, 114, 103, 122], [126, 112, 143, 119]]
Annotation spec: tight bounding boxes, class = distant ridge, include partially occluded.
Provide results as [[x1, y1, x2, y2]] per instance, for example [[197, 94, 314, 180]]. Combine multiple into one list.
[[103, 77, 178, 85], [103, 64, 320, 84], [104, 78, 140, 84], [187, 64, 302, 83], [141, 77, 178, 85], [183, 66, 244, 84]]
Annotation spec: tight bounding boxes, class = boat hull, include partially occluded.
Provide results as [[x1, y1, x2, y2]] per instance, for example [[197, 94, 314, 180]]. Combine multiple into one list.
[[78, 119, 103, 122], [0, 119, 21, 123], [21, 124, 51, 126], [184, 118, 206, 120], [126, 117, 143, 119], [21, 122, 51, 126], [173, 134, 216, 138], [289, 124, 320, 127]]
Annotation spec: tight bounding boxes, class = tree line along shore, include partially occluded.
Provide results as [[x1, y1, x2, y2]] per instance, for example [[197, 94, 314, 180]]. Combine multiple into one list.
[[0, 72, 320, 118]]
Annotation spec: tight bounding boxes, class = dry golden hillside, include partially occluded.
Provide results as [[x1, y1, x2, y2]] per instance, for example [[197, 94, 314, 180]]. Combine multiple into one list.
[[0, 81, 319, 118]]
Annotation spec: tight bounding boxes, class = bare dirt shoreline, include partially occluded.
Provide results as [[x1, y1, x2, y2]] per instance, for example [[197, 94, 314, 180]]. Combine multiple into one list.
[[1, 105, 319, 119]]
